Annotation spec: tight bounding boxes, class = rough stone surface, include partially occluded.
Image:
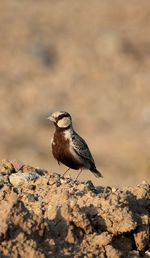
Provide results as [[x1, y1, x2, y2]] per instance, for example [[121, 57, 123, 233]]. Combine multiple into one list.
[[1, 1, 150, 188], [9, 171, 40, 187], [0, 159, 149, 258]]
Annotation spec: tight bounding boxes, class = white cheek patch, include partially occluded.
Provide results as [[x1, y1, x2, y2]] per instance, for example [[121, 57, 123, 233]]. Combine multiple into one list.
[[57, 117, 71, 128]]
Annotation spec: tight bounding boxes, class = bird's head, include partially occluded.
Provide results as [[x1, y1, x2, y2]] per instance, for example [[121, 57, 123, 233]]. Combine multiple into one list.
[[47, 111, 72, 129]]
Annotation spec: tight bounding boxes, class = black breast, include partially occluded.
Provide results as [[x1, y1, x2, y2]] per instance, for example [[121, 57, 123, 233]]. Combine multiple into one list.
[[52, 130, 82, 170]]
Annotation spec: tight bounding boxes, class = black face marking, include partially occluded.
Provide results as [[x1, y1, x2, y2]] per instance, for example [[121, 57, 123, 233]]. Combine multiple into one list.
[[55, 112, 71, 124], [57, 112, 71, 121]]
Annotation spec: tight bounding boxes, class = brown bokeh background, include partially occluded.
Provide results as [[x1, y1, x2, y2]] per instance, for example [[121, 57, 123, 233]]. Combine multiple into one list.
[[1, 0, 150, 186]]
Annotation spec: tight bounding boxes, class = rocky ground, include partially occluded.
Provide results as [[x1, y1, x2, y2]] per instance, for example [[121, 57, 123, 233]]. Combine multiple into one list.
[[0, 159, 149, 258], [1, 1, 150, 187]]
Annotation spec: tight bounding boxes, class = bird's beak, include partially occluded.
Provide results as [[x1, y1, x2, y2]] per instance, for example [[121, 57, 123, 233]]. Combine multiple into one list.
[[47, 116, 55, 122]]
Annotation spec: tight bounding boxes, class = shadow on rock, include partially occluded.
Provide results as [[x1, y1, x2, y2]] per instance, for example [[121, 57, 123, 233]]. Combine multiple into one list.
[[125, 185, 150, 253]]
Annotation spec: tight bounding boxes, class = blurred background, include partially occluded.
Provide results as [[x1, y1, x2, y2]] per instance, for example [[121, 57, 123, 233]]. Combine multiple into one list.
[[0, 0, 150, 186]]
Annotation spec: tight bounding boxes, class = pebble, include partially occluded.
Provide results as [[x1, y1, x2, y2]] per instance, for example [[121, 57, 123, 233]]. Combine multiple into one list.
[[9, 172, 40, 187], [10, 159, 24, 172], [27, 193, 38, 202]]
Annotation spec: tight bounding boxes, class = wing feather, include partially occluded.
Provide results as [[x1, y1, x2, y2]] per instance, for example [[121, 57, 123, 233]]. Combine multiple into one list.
[[72, 132, 95, 164]]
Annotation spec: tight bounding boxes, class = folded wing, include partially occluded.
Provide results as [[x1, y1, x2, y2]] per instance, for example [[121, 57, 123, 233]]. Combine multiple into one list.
[[72, 131, 95, 165]]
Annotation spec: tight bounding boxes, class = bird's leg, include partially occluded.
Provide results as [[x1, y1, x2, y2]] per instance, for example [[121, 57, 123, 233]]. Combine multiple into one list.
[[63, 167, 70, 177], [75, 168, 83, 180]]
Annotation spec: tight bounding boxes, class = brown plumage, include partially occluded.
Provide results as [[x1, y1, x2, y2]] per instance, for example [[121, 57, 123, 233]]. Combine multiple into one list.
[[48, 111, 103, 179], [52, 129, 84, 170]]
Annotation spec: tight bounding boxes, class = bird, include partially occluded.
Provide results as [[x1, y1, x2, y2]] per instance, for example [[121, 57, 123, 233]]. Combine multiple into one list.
[[47, 111, 103, 179]]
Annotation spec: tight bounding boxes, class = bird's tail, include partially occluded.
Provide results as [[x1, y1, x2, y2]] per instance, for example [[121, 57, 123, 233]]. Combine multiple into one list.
[[91, 168, 103, 178]]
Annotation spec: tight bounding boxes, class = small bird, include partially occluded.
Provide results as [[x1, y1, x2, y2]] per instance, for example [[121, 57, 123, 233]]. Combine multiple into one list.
[[48, 111, 103, 179]]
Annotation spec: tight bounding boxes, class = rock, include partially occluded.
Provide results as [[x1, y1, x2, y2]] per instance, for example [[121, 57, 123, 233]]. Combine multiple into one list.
[[145, 250, 150, 257], [0, 160, 149, 257], [134, 214, 149, 251], [0, 191, 17, 240], [9, 172, 40, 187], [0, 175, 6, 187], [0, 159, 14, 175], [10, 159, 24, 172]]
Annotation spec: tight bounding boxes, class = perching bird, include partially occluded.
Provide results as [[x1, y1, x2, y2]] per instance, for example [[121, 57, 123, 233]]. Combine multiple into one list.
[[48, 111, 103, 179]]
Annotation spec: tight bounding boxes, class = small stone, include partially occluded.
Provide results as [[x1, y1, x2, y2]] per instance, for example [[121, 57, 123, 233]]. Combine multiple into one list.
[[0, 159, 14, 174], [27, 172, 40, 181], [145, 250, 150, 256], [86, 180, 95, 190], [27, 193, 38, 202], [112, 187, 117, 193], [9, 172, 40, 187], [48, 177, 56, 186], [28, 184, 36, 190], [35, 168, 48, 176], [56, 181, 61, 187], [9, 173, 27, 186], [22, 165, 36, 173], [10, 159, 24, 172]]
